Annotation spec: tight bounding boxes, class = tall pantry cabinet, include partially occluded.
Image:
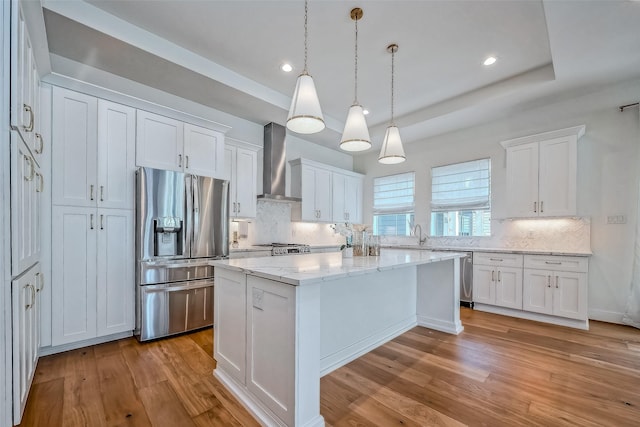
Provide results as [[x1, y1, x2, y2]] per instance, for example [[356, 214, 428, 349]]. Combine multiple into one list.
[[50, 87, 135, 346], [5, 0, 46, 424]]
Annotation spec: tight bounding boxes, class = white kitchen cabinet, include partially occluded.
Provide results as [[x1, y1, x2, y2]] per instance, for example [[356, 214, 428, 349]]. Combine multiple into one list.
[[472, 252, 523, 309], [10, 131, 41, 276], [10, 0, 42, 162], [12, 263, 41, 424], [52, 88, 135, 210], [137, 110, 225, 178], [51, 206, 134, 346], [290, 158, 333, 222], [332, 172, 363, 224], [523, 255, 588, 320], [502, 126, 583, 218], [224, 141, 259, 219]]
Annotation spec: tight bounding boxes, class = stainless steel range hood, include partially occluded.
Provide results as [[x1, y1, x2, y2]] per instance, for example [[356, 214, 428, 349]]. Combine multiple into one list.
[[257, 122, 301, 202]]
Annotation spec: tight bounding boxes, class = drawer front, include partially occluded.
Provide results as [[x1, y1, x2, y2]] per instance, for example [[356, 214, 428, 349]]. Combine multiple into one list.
[[524, 255, 588, 273], [473, 252, 523, 268]]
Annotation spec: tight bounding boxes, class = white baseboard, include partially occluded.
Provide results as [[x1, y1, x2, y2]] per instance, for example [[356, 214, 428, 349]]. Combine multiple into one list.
[[474, 304, 589, 330], [319, 316, 417, 377], [417, 315, 464, 335], [588, 308, 624, 324], [39, 331, 133, 357]]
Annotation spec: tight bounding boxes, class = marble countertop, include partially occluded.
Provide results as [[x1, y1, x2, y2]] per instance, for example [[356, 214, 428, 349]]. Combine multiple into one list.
[[212, 249, 467, 286], [384, 245, 592, 257]]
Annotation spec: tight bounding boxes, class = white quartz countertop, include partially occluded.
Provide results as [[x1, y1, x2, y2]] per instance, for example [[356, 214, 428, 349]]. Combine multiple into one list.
[[212, 249, 466, 286], [385, 245, 592, 257]]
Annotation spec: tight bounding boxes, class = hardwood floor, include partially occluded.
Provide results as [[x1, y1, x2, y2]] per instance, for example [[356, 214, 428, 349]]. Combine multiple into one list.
[[20, 309, 640, 426]]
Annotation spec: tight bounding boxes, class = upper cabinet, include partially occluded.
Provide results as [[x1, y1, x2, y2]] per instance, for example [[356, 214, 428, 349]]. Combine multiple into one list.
[[136, 110, 225, 178], [10, 0, 43, 166], [224, 140, 259, 219], [332, 172, 363, 224], [52, 87, 136, 210], [502, 125, 584, 218]]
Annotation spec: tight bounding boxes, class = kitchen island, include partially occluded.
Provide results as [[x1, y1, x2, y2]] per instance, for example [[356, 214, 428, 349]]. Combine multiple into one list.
[[211, 249, 466, 427]]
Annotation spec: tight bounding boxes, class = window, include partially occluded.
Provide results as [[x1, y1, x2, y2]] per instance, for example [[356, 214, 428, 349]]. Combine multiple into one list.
[[373, 172, 415, 236], [430, 159, 491, 237]]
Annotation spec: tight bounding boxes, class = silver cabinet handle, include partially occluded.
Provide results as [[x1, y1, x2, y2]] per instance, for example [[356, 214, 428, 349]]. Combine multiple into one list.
[[547, 275, 551, 288], [35, 272, 44, 292], [533, 201, 537, 213], [540, 201, 544, 213], [491, 270, 495, 282], [545, 261, 562, 265], [31, 284, 36, 308], [23, 155, 35, 181], [100, 214, 104, 230], [178, 154, 183, 168], [90, 214, 94, 230], [498, 270, 502, 282], [186, 155, 190, 169], [24, 284, 33, 309], [490, 258, 503, 262], [36, 172, 43, 192], [90, 184, 94, 201], [100, 185, 104, 202], [23, 104, 34, 132], [232, 202, 236, 213], [237, 202, 240, 213], [35, 133, 44, 154], [555, 276, 559, 289]]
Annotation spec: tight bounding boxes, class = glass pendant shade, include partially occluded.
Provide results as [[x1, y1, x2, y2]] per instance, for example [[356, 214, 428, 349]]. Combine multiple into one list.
[[340, 104, 371, 152], [378, 125, 406, 164], [287, 73, 325, 134]]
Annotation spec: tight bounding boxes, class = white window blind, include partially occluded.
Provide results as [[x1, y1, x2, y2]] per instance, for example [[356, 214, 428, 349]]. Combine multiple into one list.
[[373, 172, 415, 214], [431, 159, 490, 212]]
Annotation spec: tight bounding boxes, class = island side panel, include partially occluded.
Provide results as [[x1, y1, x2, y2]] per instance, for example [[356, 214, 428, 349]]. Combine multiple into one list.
[[319, 267, 418, 376], [416, 258, 464, 334]]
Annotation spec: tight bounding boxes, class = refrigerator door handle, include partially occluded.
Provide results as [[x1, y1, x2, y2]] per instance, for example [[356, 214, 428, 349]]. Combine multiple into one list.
[[185, 175, 194, 258], [192, 176, 200, 253]]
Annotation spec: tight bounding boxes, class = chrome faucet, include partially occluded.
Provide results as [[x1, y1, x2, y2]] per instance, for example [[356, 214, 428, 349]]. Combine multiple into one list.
[[413, 224, 427, 246]]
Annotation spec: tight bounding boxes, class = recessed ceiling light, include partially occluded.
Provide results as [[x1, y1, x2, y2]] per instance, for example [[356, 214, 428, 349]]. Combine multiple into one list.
[[362, 109, 369, 115], [483, 56, 497, 66], [281, 63, 293, 72]]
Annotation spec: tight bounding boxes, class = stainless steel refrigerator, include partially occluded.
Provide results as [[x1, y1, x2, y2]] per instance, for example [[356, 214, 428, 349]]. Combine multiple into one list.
[[135, 167, 229, 341]]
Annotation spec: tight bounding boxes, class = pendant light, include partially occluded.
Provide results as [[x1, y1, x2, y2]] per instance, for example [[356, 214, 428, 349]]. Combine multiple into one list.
[[340, 7, 371, 152], [378, 44, 406, 164], [287, 0, 325, 134]]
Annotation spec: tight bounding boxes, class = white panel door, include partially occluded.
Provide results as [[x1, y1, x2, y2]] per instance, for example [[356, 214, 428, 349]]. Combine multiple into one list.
[[522, 269, 554, 315], [96, 209, 134, 336], [314, 167, 332, 222], [51, 206, 98, 345], [472, 265, 495, 305], [506, 142, 539, 217], [538, 136, 577, 217], [52, 87, 98, 207], [97, 100, 136, 210], [234, 147, 257, 218], [136, 110, 183, 171], [495, 267, 523, 309], [553, 271, 587, 320], [331, 173, 346, 222], [184, 123, 224, 178]]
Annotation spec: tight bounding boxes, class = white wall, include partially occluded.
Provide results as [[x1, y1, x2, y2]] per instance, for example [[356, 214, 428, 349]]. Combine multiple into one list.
[[355, 79, 640, 323]]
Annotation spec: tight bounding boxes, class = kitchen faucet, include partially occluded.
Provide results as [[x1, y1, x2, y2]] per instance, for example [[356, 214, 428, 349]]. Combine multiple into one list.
[[413, 224, 427, 246]]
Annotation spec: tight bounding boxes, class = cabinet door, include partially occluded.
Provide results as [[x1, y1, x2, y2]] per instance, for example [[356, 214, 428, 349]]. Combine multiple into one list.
[[300, 166, 317, 221], [522, 269, 554, 315], [224, 145, 237, 215], [51, 206, 98, 345], [52, 87, 98, 207], [96, 209, 134, 336], [234, 147, 257, 218], [184, 124, 224, 178], [345, 175, 362, 224], [314, 167, 333, 222], [538, 136, 577, 217], [10, 133, 36, 275], [495, 266, 523, 309], [97, 100, 136, 210], [332, 173, 346, 222], [506, 142, 539, 217], [10, 2, 36, 147], [472, 265, 495, 305], [553, 271, 587, 320], [136, 110, 184, 171]]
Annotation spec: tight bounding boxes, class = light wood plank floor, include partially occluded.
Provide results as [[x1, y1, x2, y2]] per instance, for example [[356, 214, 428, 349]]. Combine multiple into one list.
[[20, 309, 640, 426]]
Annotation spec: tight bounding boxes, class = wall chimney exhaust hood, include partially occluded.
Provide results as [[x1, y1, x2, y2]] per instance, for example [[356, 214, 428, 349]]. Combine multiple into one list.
[[257, 122, 301, 202]]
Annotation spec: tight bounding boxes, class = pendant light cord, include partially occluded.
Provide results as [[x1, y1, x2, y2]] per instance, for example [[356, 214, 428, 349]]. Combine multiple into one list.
[[354, 17, 359, 104], [303, 0, 309, 74], [390, 47, 395, 125]]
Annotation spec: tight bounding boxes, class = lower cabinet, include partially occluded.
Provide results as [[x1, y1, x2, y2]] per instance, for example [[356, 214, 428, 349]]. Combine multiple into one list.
[[473, 253, 523, 309], [214, 269, 246, 383], [12, 262, 42, 424], [51, 206, 134, 346], [523, 255, 588, 320]]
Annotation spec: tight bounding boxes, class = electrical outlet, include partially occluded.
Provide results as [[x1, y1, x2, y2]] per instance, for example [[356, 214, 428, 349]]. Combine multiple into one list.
[[607, 215, 627, 224]]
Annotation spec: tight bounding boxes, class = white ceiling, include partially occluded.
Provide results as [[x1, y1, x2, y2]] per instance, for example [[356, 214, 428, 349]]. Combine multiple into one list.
[[40, 0, 640, 151]]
